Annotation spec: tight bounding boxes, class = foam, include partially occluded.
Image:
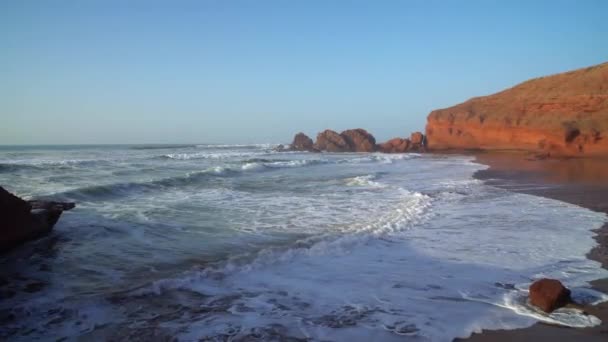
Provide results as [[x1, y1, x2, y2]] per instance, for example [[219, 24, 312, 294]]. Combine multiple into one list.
[[134, 169, 607, 341], [2, 150, 608, 341], [497, 291, 604, 328], [195, 143, 277, 149], [340, 153, 420, 165], [162, 151, 266, 160], [345, 174, 387, 188]]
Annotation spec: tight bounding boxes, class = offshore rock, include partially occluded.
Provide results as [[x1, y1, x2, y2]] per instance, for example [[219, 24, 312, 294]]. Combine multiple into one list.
[[290, 132, 316, 152], [377, 138, 411, 153], [340, 129, 377, 152], [314, 130, 351, 152], [410, 132, 424, 145]]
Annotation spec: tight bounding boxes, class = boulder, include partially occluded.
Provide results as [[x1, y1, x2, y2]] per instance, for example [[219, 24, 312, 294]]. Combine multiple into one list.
[[377, 138, 411, 153], [340, 129, 377, 152], [0, 186, 75, 253], [529, 278, 572, 313], [315, 130, 351, 152], [290, 132, 316, 151]]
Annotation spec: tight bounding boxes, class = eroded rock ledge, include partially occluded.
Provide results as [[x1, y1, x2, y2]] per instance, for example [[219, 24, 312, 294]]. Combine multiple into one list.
[[286, 129, 426, 153], [0, 186, 75, 253]]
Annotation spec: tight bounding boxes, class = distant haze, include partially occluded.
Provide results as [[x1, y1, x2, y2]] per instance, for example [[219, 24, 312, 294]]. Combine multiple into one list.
[[1, 0, 607, 145]]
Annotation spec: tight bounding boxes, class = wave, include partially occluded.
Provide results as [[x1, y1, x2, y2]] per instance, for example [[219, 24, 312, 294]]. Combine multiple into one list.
[[161, 151, 268, 160], [240, 159, 329, 172], [345, 174, 387, 188], [196, 143, 277, 150], [137, 189, 432, 293], [338, 153, 420, 164], [52, 167, 233, 201], [129, 144, 278, 150], [0, 163, 42, 173], [130, 144, 198, 150], [0, 159, 109, 171], [52, 159, 328, 201]]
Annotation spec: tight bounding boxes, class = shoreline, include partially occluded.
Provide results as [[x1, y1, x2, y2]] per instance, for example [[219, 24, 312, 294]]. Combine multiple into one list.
[[461, 151, 608, 341]]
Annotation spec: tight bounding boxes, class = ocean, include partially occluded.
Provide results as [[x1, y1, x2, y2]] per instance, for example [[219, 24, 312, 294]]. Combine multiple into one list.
[[1, 144, 607, 341]]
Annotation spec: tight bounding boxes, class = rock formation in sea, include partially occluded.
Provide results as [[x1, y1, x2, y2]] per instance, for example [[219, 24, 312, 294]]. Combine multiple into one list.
[[289, 129, 425, 153], [340, 129, 377, 152], [410, 131, 424, 145], [528, 278, 572, 313], [377, 138, 410, 153], [0, 186, 75, 253], [314, 129, 353, 152], [425, 62, 608, 156], [291, 132, 317, 152]]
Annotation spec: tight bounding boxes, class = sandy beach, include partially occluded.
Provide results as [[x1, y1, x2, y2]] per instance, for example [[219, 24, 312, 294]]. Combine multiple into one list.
[[462, 152, 608, 341]]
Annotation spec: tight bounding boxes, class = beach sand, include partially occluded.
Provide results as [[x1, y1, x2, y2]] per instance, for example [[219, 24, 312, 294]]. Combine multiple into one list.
[[460, 152, 608, 341]]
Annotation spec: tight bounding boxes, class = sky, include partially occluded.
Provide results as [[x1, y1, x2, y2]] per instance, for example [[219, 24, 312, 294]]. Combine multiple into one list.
[[1, 0, 607, 145]]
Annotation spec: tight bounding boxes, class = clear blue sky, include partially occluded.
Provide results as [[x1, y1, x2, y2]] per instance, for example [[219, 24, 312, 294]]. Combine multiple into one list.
[[1, 0, 607, 145]]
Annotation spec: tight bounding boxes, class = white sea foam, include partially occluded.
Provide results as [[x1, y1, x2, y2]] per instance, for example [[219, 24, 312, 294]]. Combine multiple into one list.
[[135, 172, 607, 341], [163, 151, 267, 160], [496, 290, 605, 328], [341, 153, 419, 165], [195, 143, 277, 149], [238, 159, 327, 172], [345, 174, 387, 188]]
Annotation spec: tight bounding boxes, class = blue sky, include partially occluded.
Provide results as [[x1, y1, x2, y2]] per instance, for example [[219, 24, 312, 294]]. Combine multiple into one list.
[[1, 0, 607, 145]]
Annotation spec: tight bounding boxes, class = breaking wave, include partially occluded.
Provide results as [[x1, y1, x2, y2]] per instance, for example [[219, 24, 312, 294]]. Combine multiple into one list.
[[345, 174, 387, 188], [51, 159, 328, 201], [130, 144, 198, 150]]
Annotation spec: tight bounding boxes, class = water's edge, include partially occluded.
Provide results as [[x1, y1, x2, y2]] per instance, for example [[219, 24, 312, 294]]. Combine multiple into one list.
[[464, 153, 608, 341]]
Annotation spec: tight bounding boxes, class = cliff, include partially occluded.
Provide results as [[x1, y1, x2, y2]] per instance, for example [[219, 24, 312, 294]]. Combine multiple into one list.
[[426, 62, 608, 156]]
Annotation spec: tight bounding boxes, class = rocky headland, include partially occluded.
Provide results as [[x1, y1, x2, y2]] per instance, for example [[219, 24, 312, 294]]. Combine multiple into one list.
[[425, 62, 608, 157]]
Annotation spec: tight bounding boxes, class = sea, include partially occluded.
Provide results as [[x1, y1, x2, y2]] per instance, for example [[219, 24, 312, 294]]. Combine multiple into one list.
[[1, 144, 607, 341]]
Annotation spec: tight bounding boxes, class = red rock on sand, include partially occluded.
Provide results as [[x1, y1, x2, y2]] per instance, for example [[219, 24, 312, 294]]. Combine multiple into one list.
[[529, 278, 572, 313]]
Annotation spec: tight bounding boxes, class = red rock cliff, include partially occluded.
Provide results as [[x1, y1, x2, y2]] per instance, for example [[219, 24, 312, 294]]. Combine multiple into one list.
[[425, 62, 608, 157]]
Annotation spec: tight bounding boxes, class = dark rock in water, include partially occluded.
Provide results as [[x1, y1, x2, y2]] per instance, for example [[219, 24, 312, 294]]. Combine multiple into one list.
[[0, 186, 75, 253], [274, 144, 286, 152], [340, 129, 377, 152], [529, 278, 572, 313], [378, 138, 411, 153], [23, 281, 46, 293], [290, 132, 317, 152], [315, 130, 351, 152]]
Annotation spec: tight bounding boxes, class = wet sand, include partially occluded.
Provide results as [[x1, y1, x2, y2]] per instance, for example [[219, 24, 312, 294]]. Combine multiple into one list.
[[460, 152, 608, 341]]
